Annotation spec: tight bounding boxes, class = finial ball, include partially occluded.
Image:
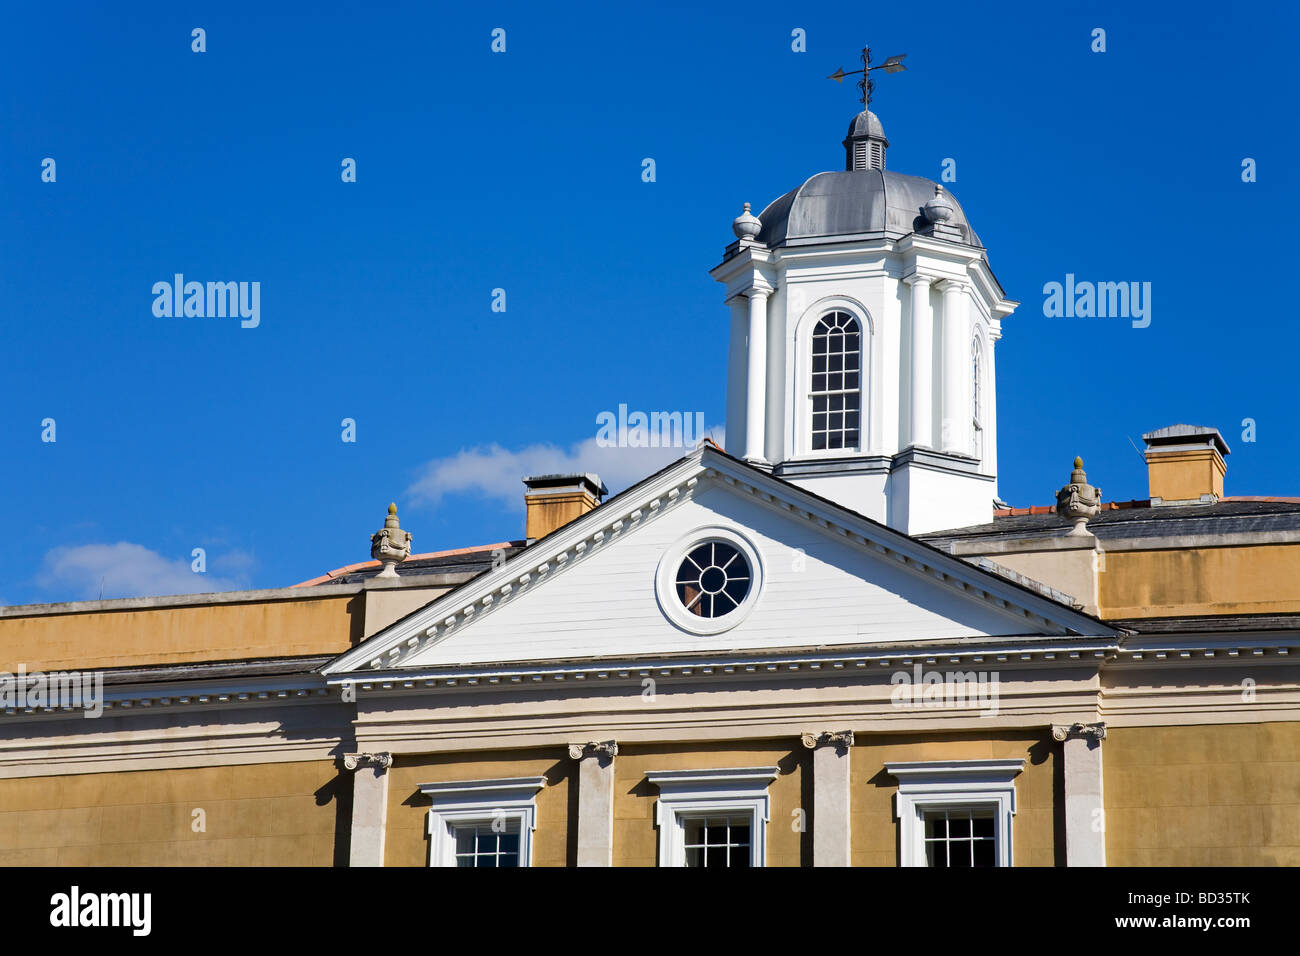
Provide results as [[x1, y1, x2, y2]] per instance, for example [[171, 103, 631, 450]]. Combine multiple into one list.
[[388, 502, 397, 515]]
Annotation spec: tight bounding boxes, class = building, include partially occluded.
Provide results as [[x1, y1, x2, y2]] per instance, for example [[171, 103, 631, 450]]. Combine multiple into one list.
[[1, 102, 1297, 868]]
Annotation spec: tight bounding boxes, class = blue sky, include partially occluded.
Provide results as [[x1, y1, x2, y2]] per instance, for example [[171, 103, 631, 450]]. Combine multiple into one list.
[[1, 1, 1294, 604]]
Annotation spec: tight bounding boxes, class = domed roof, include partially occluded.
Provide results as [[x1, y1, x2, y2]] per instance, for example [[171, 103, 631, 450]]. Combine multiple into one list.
[[845, 109, 887, 142], [754, 169, 982, 248]]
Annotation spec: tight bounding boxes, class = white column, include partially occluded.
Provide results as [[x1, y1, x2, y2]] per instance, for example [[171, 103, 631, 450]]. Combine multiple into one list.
[[764, 288, 785, 464], [744, 288, 769, 461], [570, 741, 617, 867], [802, 731, 853, 867], [905, 274, 934, 448], [938, 279, 969, 454], [1054, 723, 1107, 866], [344, 752, 392, 867], [725, 296, 749, 456]]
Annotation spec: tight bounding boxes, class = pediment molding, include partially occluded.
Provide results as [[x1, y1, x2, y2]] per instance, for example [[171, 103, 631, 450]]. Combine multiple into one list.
[[322, 448, 1117, 679]]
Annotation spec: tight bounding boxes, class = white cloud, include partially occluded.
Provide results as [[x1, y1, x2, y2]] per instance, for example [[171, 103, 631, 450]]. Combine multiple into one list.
[[407, 426, 725, 513], [40, 543, 252, 601]]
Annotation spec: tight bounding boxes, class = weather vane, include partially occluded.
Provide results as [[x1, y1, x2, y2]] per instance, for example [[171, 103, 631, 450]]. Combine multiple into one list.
[[828, 45, 907, 110]]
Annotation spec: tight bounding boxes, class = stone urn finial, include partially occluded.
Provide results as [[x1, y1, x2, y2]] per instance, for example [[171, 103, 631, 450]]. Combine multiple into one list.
[[732, 202, 762, 240], [923, 184, 954, 224], [1056, 456, 1102, 535], [370, 502, 412, 578]]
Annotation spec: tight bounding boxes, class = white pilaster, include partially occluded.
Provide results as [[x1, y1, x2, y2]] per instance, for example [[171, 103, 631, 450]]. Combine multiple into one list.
[[725, 296, 749, 455], [570, 741, 617, 867], [905, 274, 934, 448], [344, 752, 392, 867], [938, 279, 969, 454], [744, 288, 769, 462], [1055, 723, 1107, 866], [802, 731, 853, 867]]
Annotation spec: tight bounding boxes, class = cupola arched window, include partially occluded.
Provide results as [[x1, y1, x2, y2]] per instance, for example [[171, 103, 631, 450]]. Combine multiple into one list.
[[810, 311, 862, 451]]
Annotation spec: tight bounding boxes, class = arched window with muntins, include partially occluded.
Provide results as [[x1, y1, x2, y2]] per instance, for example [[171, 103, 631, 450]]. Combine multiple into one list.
[[810, 311, 861, 451]]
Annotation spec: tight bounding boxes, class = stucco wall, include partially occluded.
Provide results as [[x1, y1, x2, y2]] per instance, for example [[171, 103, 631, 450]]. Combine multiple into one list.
[[1105, 722, 1300, 865], [0, 760, 342, 865], [1102, 545, 1300, 619], [0, 595, 360, 671]]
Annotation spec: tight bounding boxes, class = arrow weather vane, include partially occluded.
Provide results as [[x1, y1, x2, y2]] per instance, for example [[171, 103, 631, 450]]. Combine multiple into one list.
[[828, 45, 908, 110]]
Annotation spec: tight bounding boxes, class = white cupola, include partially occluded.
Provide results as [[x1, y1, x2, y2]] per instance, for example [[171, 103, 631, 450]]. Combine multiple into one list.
[[710, 111, 1019, 535]]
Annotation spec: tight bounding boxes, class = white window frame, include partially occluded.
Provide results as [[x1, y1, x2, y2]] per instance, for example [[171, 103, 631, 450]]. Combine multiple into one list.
[[791, 295, 874, 460], [885, 759, 1024, 867], [647, 767, 779, 867], [418, 776, 547, 867]]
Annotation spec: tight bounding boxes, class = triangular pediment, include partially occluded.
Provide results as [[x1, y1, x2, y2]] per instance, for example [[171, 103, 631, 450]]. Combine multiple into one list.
[[323, 448, 1116, 676]]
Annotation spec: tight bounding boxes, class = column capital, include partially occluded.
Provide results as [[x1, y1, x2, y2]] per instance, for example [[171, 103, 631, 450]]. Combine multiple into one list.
[[745, 282, 773, 299], [801, 730, 855, 753], [935, 277, 971, 293], [1053, 721, 1106, 742], [341, 751, 393, 771], [903, 272, 934, 288], [568, 740, 619, 760]]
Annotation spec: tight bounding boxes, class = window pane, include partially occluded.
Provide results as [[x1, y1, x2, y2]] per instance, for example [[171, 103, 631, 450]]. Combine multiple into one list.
[[973, 816, 994, 839], [973, 838, 995, 868], [728, 844, 751, 868], [950, 815, 971, 838], [456, 828, 476, 854]]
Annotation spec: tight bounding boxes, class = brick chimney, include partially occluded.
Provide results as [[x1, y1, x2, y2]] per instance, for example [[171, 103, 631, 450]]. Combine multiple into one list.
[[1142, 424, 1230, 505], [523, 473, 607, 542]]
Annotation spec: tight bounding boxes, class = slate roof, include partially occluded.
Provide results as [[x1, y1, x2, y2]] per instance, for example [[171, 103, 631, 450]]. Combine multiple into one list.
[[922, 498, 1300, 549], [1109, 613, 1300, 635], [297, 541, 527, 586]]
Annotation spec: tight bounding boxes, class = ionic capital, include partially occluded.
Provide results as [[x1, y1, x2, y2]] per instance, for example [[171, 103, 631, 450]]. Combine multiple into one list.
[[341, 751, 393, 771], [1052, 722, 1106, 742], [568, 740, 619, 761], [801, 730, 855, 752]]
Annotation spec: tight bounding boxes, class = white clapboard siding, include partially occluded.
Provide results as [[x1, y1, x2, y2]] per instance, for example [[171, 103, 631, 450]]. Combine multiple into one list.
[[400, 482, 1048, 669]]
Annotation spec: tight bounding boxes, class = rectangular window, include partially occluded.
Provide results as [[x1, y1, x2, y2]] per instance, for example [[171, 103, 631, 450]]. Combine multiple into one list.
[[922, 807, 996, 868], [647, 767, 779, 867], [418, 776, 546, 868], [885, 759, 1024, 867], [682, 814, 752, 868], [453, 820, 522, 868]]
